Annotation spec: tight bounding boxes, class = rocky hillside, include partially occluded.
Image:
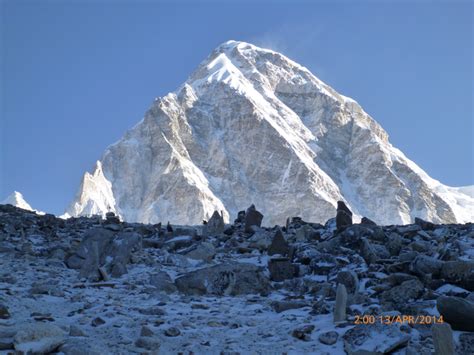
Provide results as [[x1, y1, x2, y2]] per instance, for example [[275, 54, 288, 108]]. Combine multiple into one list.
[[0, 203, 473, 354], [66, 40, 474, 226]]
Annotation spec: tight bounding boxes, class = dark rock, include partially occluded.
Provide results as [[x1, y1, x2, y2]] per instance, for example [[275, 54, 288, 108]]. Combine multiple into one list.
[[360, 217, 377, 226], [336, 201, 352, 230], [291, 324, 315, 341], [436, 296, 474, 331], [164, 327, 180, 337], [235, 210, 246, 224], [244, 205, 263, 233], [135, 336, 160, 350], [268, 258, 297, 281], [387, 273, 418, 286], [318, 331, 338, 345], [268, 228, 289, 256], [0, 304, 10, 319], [414, 217, 435, 230], [91, 317, 105, 327]]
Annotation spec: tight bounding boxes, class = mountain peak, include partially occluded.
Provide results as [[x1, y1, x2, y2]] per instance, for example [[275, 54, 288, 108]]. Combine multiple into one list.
[[2, 191, 34, 211], [66, 42, 473, 225]]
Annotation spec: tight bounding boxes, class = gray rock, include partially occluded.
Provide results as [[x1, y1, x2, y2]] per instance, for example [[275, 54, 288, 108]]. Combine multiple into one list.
[[14, 323, 65, 354], [409, 255, 444, 277], [318, 331, 338, 345], [360, 238, 377, 265], [343, 322, 410, 354], [135, 336, 161, 350], [59, 338, 102, 355], [271, 300, 308, 313], [204, 210, 225, 236], [386, 232, 402, 256], [337, 270, 359, 294], [174, 262, 270, 296], [71, 228, 141, 280], [183, 242, 215, 262], [436, 296, 474, 331], [431, 323, 454, 355], [140, 326, 154, 337], [381, 279, 424, 308], [244, 205, 263, 233], [69, 325, 87, 337], [268, 257, 297, 281], [440, 261, 474, 291], [149, 271, 177, 293], [268, 229, 289, 256], [334, 283, 348, 323]]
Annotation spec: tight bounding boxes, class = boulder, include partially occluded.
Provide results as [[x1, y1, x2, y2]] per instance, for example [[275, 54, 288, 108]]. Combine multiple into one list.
[[409, 255, 444, 278], [174, 263, 270, 296], [204, 210, 225, 236], [183, 242, 216, 262], [319, 331, 338, 345], [268, 258, 297, 281], [343, 322, 410, 354], [414, 217, 436, 230], [431, 323, 454, 355], [244, 205, 264, 233], [291, 325, 314, 341], [14, 323, 65, 354], [0, 304, 10, 319], [440, 261, 474, 291], [334, 283, 348, 323], [268, 229, 290, 256], [336, 201, 352, 230], [380, 279, 424, 309], [68, 228, 141, 280], [436, 296, 474, 331], [336, 270, 359, 294], [149, 271, 177, 293], [271, 300, 309, 313]]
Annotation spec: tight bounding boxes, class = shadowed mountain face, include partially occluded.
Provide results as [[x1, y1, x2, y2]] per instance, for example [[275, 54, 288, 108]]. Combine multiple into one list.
[[66, 40, 473, 225]]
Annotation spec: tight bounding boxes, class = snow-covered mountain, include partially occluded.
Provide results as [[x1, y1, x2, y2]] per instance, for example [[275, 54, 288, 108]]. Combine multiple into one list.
[[66, 40, 474, 226], [2, 191, 36, 212]]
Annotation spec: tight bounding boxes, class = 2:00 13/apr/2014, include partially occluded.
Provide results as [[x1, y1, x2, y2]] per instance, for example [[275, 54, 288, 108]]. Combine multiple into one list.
[[354, 314, 444, 325]]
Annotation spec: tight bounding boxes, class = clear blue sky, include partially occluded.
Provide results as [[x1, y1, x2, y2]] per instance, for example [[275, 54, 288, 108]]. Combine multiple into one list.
[[1, 0, 473, 215]]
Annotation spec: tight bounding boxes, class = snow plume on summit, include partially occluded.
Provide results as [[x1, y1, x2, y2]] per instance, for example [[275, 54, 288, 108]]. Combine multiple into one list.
[[66, 40, 474, 225]]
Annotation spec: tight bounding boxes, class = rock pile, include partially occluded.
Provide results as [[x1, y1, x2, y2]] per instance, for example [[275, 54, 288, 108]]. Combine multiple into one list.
[[0, 201, 473, 353]]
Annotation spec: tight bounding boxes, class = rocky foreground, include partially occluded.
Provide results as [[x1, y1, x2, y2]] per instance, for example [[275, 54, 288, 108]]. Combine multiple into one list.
[[0, 203, 473, 354]]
